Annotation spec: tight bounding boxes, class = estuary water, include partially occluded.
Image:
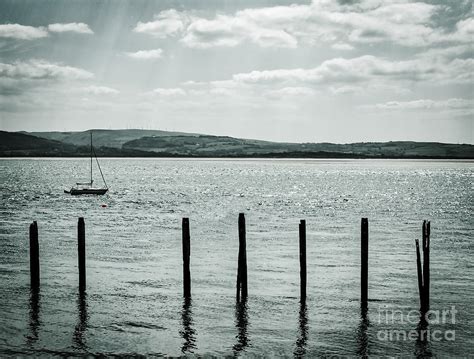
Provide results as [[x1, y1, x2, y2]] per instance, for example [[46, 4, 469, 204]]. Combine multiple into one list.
[[0, 158, 473, 357]]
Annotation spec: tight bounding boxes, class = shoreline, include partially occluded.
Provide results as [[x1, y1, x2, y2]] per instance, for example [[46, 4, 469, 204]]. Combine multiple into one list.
[[1, 156, 474, 161]]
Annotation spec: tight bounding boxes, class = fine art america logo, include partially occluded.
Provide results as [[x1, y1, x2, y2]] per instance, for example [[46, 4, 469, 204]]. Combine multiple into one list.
[[376, 306, 457, 342]]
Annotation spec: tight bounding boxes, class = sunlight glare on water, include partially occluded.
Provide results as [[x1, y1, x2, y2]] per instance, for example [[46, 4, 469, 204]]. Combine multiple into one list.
[[0, 158, 472, 356]]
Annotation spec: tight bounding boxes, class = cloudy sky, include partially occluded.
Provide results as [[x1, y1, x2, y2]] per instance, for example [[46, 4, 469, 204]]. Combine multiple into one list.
[[0, 0, 472, 143]]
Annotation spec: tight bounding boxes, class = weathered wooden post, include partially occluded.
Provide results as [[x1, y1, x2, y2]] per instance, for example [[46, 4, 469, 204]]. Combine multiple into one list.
[[422, 221, 430, 312], [29, 221, 40, 289], [78, 217, 86, 292], [299, 219, 307, 302], [415, 220, 431, 313], [236, 213, 248, 302], [361, 218, 369, 307], [182, 218, 191, 298], [415, 239, 424, 309]]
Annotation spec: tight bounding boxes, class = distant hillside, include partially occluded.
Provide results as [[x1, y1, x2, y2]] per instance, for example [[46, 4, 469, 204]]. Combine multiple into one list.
[[0, 131, 76, 156], [0, 131, 158, 157], [2, 130, 473, 159], [26, 129, 196, 148], [297, 141, 474, 158], [123, 134, 474, 158], [123, 134, 278, 156]]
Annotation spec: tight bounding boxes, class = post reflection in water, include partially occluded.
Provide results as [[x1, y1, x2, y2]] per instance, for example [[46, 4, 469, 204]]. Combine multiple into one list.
[[26, 288, 41, 346], [180, 297, 197, 354], [415, 314, 432, 358], [356, 305, 370, 358], [73, 290, 89, 351], [233, 301, 250, 356], [294, 300, 309, 357]]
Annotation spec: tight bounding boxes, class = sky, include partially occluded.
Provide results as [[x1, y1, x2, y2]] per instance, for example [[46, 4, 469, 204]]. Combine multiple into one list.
[[0, 0, 472, 144]]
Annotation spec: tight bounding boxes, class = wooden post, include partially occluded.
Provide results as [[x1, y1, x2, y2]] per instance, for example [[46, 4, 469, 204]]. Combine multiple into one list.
[[422, 221, 430, 312], [361, 218, 369, 307], [29, 221, 40, 289], [415, 239, 424, 309], [299, 220, 307, 301], [236, 213, 248, 302], [182, 218, 191, 298], [78, 217, 86, 292], [415, 221, 431, 313]]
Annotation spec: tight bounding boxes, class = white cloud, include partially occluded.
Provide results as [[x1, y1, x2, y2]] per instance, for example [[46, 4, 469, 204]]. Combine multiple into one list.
[[181, 16, 244, 48], [331, 42, 354, 51], [48, 23, 93, 34], [81, 86, 119, 95], [167, 52, 471, 109], [330, 85, 363, 94], [134, 9, 187, 38], [268, 86, 316, 97], [125, 49, 163, 60], [451, 17, 474, 42], [363, 98, 473, 111], [165, 54, 470, 104], [232, 55, 473, 86], [135, 1, 473, 49], [149, 88, 186, 96], [0, 24, 48, 40], [341, 2, 439, 47], [249, 27, 297, 48], [0, 61, 98, 114], [180, 79, 243, 97], [0, 22, 93, 40], [0, 60, 93, 80], [0, 61, 95, 115], [417, 44, 473, 61], [181, 14, 297, 48], [209, 87, 234, 96]]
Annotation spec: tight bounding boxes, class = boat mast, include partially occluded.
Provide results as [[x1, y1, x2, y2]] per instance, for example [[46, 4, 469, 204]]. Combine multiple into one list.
[[92, 146, 109, 189], [90, 131, 93, 185]]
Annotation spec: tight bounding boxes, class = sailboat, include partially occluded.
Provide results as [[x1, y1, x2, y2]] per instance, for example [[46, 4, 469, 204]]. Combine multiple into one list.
[[64, 131, 109, 195]]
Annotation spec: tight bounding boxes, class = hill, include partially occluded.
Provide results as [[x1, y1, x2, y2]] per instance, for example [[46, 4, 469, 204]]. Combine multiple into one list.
[[2, 129, 473, 159], [26, 129, 196, 148], [122, 134, 474, 158], [0, 131, 158, 157], [0, 131, 76, 156]]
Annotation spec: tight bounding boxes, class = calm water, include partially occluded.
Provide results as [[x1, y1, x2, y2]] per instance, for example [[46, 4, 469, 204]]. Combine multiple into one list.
[[0, 158, 473, 357]]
